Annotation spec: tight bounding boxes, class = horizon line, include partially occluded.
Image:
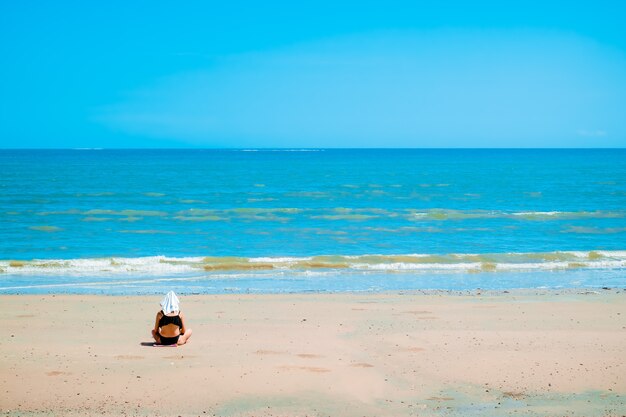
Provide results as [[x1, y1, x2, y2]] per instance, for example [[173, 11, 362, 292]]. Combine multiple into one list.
[[1, 147, 626, 151]]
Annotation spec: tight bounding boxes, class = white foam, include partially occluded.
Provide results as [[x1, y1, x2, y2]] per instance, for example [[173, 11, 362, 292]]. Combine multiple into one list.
[[2, 250, 625, 277], [596, 250, 626, 257], [352, 262, 482, 271], [1, 256, 201, 276], [249, 257, 309, 263], [512, 211, 562, 216]]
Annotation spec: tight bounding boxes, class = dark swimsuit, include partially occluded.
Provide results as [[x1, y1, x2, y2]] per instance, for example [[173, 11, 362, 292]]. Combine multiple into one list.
[[157, 311, 183, 345]]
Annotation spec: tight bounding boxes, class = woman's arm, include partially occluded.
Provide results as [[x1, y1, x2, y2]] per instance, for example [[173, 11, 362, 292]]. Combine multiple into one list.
[[180, 312, 187, 334], [153, 311, 162, 333]]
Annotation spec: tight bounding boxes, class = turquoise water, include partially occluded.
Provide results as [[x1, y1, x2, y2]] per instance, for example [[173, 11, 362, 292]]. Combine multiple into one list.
[[1, 149, 625, 293]]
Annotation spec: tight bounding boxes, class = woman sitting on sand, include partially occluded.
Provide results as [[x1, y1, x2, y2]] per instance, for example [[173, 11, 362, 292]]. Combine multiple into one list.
[[152, 291, 192, 346]]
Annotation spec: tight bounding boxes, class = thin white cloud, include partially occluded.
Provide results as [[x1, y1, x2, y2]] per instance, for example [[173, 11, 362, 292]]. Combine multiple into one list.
[[576, 129, 607, 137]]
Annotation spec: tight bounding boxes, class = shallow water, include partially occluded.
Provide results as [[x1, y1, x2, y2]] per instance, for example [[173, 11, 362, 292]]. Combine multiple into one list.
[[1, 149, 625, 293]]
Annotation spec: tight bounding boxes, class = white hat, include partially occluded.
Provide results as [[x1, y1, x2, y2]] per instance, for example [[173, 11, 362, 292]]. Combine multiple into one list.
[[160, 291, 180, 315]]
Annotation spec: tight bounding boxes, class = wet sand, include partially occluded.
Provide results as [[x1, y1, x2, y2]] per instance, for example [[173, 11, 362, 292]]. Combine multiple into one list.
[[0, 290, 624, 416]]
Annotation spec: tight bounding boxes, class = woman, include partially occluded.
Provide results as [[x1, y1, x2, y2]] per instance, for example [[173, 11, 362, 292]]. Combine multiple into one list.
[[152, 291, 193, 346]]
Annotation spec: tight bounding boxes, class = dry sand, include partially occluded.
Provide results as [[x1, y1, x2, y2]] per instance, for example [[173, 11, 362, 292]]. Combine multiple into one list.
[[0, 290, 624, 416]]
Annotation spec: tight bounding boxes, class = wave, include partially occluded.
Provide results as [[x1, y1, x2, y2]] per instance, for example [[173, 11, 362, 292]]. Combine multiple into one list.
[[30, 207, 626, 222], [408, 209, 626, 221], [2, 251, 625, 277]]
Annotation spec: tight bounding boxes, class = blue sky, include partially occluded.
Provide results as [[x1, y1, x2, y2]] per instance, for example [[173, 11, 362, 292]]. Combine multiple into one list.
[[1, 1, 625, 148]]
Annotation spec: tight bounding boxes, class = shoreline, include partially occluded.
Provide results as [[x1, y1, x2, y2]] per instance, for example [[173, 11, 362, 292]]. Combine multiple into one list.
[[1, 290, 624, 416], [1, 285, 623, 297]]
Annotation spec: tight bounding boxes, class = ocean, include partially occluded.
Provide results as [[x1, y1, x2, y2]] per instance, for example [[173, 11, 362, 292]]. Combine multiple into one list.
[[1, 148, 625, 294]]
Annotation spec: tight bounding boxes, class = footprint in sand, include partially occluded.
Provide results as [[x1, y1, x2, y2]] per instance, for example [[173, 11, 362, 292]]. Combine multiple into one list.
[[114, 355, 144, 360], [296, 353, 323, 359], [278, 365, 331, 373], [46, 371, 71, 376], [255, 349, 286, 355], [402, 310, 433, 315], [350, 362, 374, 368], [401, 311, 438, 319]]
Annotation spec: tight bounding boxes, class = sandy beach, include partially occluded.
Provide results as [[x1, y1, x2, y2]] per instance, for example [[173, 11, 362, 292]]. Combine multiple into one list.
[[1, 290, 624, 416]]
